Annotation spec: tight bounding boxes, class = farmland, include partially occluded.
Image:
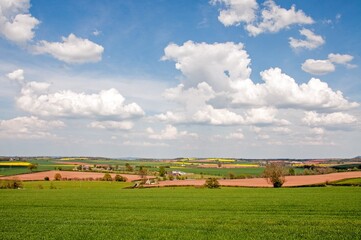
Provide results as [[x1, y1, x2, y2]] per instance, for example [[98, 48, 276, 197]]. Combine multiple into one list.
[[1, 183, 361, 239]]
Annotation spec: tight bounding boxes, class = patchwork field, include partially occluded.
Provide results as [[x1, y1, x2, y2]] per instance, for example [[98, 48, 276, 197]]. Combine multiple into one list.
[[0, 183, 360, 239], [0, 170, 153, 182]]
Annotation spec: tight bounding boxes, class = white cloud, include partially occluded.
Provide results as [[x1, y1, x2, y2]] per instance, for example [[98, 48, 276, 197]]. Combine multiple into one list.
[[17, 81, 144, 118], [162, 41, 251, 92], [302, 53, 357, 75], [92, 29, 101, 36], [148, 125, 197, 140], [226, 129, 244, 140], [310, 127, 325, 135], [213, 0, 314, 36], [193, 105, 244, 125], [123, 140, 169, 147], [0, 116, 64, 139], [289, 28, 325, 50], [211, 0, 258, 26], [159, 41, 358, 129], [231, 67, 358, 110], [246, 1, 314, 36], [328, 53, 357, 68], [301, 59, 335, 75], [245, 107, 289, 126], [6, 69, 24, 82], [0, 0, 40, 44], [88, 121, 134, 130], [272, 127, 291, 133], [302, 111, 358, 129], [33, 33, 104, 64]]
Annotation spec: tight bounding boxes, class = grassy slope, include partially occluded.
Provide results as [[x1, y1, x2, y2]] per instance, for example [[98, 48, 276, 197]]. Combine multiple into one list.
[[1, 183, 361, 239], [330, 178, 361, 186]]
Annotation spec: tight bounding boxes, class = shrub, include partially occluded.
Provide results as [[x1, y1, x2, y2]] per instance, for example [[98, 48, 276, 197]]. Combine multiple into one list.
[[44, 176, 50, 181], [288, 168, 296, 176], [0, 179, 23, 189], [103, 173, 113, 181], [159, 166, 166, 177], [114, 174, 127, 182], [204, 178, 220, 189], [263, 163, 286, 188], [54, 173, 62, 181]]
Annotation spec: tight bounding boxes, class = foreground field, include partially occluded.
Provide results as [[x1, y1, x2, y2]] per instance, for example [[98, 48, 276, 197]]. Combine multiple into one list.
[[0, 183, 361, 239]]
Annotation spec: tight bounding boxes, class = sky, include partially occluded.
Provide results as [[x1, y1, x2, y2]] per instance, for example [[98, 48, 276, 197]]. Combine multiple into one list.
[[0, 0, 360, 159]]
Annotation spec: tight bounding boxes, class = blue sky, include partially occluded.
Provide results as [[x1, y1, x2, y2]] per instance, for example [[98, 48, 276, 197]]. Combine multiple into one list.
[[0, 0, 360, 158]]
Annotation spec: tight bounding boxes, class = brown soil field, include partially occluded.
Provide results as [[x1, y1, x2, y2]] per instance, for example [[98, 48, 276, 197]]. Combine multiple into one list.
[[156, 171, 361, 187], [2, 171, 361, 187], [0, 170, 153, 182]]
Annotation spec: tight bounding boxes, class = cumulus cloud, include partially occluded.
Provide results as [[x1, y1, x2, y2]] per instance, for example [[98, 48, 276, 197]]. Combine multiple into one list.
[[244, 107, 289, 126], [302, 111, 357, 129], [17, 81, 144, 118], [301, 59, 335, 75], [6, 69, 24, 82], [0, 116, 64, 139], [193, 105, 245, 125], [226, 129, 244, 140], [148, 125, 197, 140], [231, 67, 358, 110], [302, 53, 357, 75], [158, 41, 358, 129], [328, 53, 357, 68], [246, 1, 314, 36], [289, 28, 325, 50], [210, 0, 258, 26], [33, 33, 104, 64], [0, 0, 40, 44], [213, 0, 313, 36], [88, 121, 134, 130], [162, 41, 251, 92]]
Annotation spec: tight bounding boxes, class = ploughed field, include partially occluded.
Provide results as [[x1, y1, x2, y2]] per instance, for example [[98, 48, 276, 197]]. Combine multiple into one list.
[[1, 182, 361, 239]]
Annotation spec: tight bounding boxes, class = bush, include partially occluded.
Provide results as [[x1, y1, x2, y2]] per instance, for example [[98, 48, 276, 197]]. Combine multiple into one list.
[[263, 163, 286, 188], [54, 173, 62, 181], [103, 173, 113, 181], [0, 179, 23, 189], [114, 174, 127, 182], [44, 176, 50, 181], [204, 178, 220, 189]]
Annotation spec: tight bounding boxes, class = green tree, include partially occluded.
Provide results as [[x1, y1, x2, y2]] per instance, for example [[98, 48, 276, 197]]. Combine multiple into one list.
[[114, 174, 127, 182], [159, 166, 166, 177], [263, 162, 286, 188], [204, 178, 220, 189], [125, 163, 134, 172], [288, 168, 296, 176], [103, 173, 112, 181], [138, 166, 148, 179]]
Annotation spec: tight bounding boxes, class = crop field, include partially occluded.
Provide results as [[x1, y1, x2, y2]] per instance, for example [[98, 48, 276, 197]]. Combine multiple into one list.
[[1, 182, 361, 240], [330, 178, 361, 186]]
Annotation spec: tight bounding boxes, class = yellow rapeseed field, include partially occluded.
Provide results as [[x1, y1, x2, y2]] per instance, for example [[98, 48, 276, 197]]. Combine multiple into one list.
[[0, 162, 32, 167]]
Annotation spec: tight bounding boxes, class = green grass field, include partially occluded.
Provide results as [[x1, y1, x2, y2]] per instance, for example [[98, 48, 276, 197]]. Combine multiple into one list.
[[1, 182, 360, 239], [330, 178, 361, 186]]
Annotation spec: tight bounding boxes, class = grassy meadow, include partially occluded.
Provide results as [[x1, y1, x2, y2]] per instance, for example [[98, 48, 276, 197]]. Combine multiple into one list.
[[1, 182, 361, 240]]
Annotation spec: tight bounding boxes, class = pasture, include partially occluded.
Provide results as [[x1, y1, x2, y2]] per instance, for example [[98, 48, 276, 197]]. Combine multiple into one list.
[[1, 182, 360, 239]]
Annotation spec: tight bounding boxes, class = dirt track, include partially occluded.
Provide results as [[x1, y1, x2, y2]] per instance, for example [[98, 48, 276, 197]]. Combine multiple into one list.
[[156, 171, 361, 187], [0, 171, 152, 182]]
